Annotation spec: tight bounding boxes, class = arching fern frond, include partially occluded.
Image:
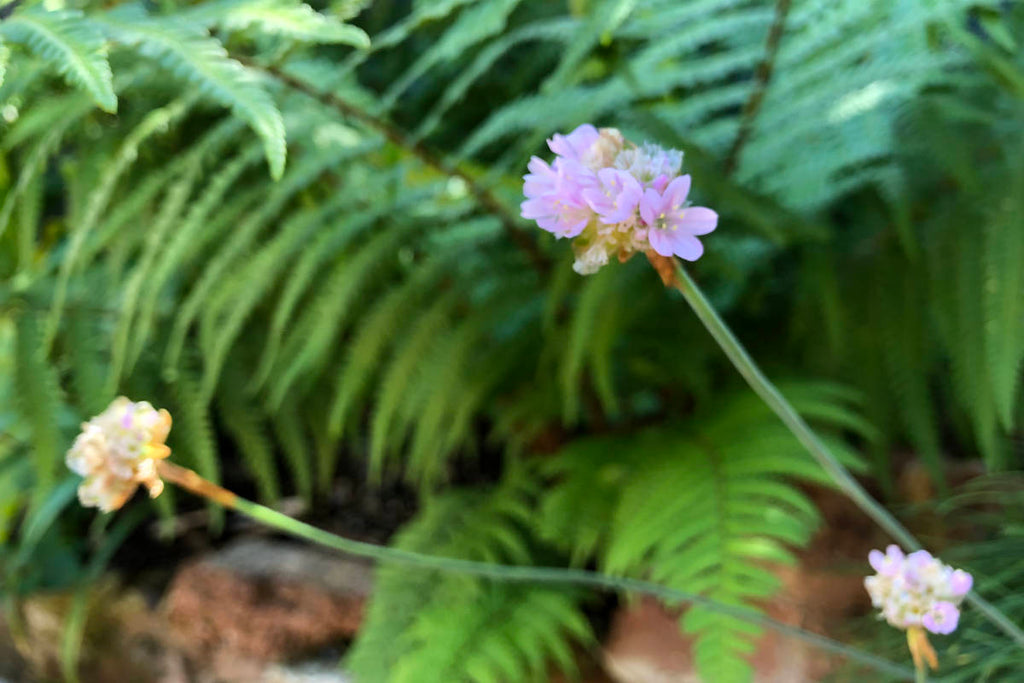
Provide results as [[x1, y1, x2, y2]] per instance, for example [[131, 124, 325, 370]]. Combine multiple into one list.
[[181, 0, 370, 48], [96, 5, 287, 178], [0, 8, 116, 113], [541, 384, 867, 682], [347, 477, 592, 683]]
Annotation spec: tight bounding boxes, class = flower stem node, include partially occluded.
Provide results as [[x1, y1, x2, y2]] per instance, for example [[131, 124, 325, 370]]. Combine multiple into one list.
[[66, 397, 172, 513], [520, 124, 717, 275]]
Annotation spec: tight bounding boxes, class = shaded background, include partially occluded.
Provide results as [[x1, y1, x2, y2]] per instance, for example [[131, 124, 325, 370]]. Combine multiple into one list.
[[0, 0, 1022, 680]]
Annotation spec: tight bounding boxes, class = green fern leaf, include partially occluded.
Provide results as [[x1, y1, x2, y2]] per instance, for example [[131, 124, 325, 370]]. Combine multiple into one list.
[[13, 312, 64, 507], [381, 0, 522, 111], [97, 6, 287, 178], [188, 0, 370, 47], [541, 385, 862, 683], [0, 43, 9, 89], [271, 399, 314, 504], [64, 313, 109, 418], [108, 167, 198, 391], [0, 8, 116, 113], [983, 179, 1024, 430], [168, 364, 224, 531], [348, 480, 590, 683], [217, 362, 281, 503]]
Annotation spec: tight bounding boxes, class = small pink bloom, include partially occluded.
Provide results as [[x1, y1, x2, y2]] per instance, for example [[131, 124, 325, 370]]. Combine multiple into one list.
[[521, 157, 598, 239], [582, 168, 643, 224], [922, 602, 960, 635], [869, 544, 905, 576], [950, 569, 973, 597], [639, 175, 717, 261], [547, 124, 600, 161], [523, 156, 559, 198]]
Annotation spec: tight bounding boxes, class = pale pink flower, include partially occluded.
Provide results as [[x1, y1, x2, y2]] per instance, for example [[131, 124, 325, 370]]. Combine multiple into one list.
[[67, 397, 172, 512], [639, 175, 718, 261], [864, 545, 972, 636], [583, 168, 643, 225], [520, 126, 716, 274]]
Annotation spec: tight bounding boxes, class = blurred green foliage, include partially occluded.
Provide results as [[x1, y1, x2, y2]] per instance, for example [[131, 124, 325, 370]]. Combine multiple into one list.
[[0, 0, 1022, 681]]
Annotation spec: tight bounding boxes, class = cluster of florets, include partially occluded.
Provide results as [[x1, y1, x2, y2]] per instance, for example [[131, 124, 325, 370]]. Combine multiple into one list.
[[520, 124, 717, 274], [864, 545, 973, 635], [66, 397, 172, 512]]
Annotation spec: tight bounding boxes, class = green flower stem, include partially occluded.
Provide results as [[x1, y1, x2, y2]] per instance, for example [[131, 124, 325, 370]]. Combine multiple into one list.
[[156, 460, 912, 679], [916, 666, 928, 683], [671, 260, 1024, 647]]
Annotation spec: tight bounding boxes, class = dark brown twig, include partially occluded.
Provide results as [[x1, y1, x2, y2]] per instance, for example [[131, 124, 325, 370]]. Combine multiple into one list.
[[724, 0, 792, 176], [249, 61, 551, 274], [0, 0, 23, 20]]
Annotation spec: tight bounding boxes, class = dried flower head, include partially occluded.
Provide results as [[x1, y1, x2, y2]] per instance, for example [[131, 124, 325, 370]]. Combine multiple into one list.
[[66, 397, 172, 512], [865, 545, 972, 636], [520, 124, 717, 274]]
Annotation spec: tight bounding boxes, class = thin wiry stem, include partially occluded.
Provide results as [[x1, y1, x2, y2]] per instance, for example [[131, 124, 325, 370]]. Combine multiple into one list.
[[244, 60, 551, 275], [668, 259, 1024, 649], [724, 0, 792, 176], [155, 460, 914, 680]]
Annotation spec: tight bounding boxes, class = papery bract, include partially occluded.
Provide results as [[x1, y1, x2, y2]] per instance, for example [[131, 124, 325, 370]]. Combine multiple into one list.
[[67, 397, 172, 512]]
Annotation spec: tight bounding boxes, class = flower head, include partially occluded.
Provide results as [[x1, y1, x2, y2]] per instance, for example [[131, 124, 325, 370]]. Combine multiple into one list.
[[67, 397, 172, 512], [864, 545, 971, 636], [520, 125, 717, 274]]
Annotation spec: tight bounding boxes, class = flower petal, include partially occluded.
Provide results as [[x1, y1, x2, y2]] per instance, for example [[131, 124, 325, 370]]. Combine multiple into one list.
[[664, 174, 691, 208], [674, 235, 704, 261], [646, 227, 675, 257], [639, 188, 662, 226], [679, 207, 718, 235]]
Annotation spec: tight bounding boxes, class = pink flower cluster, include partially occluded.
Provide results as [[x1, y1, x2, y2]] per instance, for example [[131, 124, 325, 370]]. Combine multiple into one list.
[[864, 545, 973, 635], [520, 124, 717, 275]]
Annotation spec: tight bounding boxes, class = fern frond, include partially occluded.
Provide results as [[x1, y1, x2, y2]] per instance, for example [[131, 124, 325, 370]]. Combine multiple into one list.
[[365, 288, 462, 482], [108, 166, 198, 391], [0, 8, 116, 113], [0, 44, 9, 90], [64, 313, 109, 418], [47, 97, 193, 349], [97, 6, 286, 178], [183, 0, 369, 47], [983, 167, 1024, 431], [560, 265, 616, 425], [13, 312, 64, 507], [413, 18, 574, 141], [348, 479, 591, 683], [540, 0, 637, 92], [168, 363, 223, 530], [216, 359, 281, 503], [381, 0, 522, 111], [0, 119, 68, 243], [265, 215, 415, 410], [326, 253, 457, 440], [271, 398, 314, 504], [541, 385, 865, 682]]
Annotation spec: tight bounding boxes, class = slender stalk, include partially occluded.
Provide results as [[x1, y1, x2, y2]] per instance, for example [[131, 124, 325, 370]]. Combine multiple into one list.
[[670, 260, 1024, 647], [156, 460, 913, 680]]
